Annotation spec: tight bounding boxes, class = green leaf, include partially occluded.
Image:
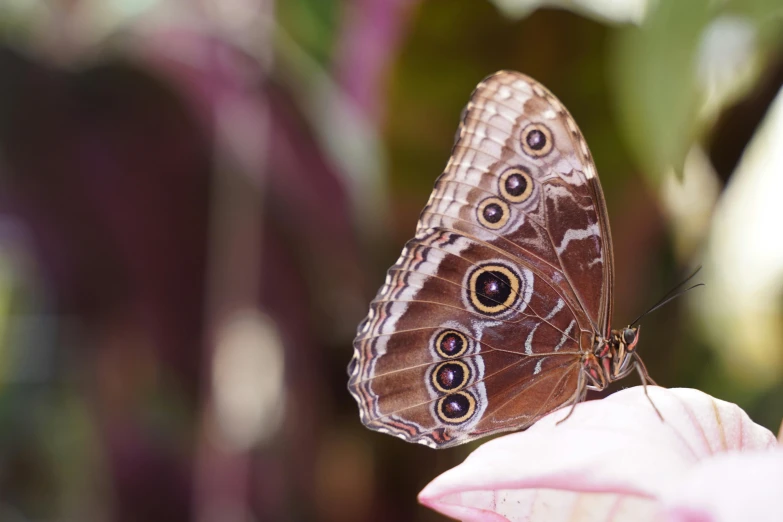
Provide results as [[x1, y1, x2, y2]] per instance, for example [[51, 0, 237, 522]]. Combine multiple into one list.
[[611, 0, 712, 180]]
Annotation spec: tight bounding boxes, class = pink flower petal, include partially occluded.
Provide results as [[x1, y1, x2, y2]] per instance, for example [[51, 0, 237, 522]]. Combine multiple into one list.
[[419, 387, 776, 522], [421, 488, 661, 522], [662, 448, 783, 522]]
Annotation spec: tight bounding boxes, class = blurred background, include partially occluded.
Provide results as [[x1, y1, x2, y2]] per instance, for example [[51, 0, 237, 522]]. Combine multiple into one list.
[[0, 0, 781, 521]]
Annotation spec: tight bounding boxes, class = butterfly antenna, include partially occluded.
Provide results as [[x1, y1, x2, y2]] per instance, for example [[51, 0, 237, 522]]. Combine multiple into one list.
[[630, 266, 704, 326]]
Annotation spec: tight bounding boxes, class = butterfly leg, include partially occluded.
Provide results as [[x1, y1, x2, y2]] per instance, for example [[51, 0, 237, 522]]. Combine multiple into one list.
[[556, 368, 586, 426], [634, 354, 660, 386], [634, 356, 663, 421]]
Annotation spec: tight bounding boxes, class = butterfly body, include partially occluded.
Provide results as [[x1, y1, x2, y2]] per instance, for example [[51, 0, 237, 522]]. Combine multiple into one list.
[[348, 71, 649, 448], [586, 326, 641, 391]]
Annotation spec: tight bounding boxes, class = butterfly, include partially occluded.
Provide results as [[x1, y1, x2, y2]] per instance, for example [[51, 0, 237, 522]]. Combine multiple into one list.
[[348, 71, 656, 448]]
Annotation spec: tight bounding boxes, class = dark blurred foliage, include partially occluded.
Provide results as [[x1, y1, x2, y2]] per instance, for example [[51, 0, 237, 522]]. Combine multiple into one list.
[[0, 1, 781, 521]]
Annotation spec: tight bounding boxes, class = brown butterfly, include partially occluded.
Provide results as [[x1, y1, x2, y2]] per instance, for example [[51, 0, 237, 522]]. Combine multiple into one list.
[[348, 71, 656, 448]]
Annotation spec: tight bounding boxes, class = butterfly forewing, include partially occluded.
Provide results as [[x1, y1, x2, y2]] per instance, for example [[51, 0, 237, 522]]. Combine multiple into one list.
[[349, 71, 614, 448]]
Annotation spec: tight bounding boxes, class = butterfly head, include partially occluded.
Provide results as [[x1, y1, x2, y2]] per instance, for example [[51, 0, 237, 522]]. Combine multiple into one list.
[[622, 326, 640, 353], [607, 325, 641, 380]]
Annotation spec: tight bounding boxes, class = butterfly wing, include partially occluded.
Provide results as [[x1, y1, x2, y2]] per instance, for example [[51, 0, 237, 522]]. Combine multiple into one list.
[[349, 71, 614, 448], [434, 71, 614, 334]]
